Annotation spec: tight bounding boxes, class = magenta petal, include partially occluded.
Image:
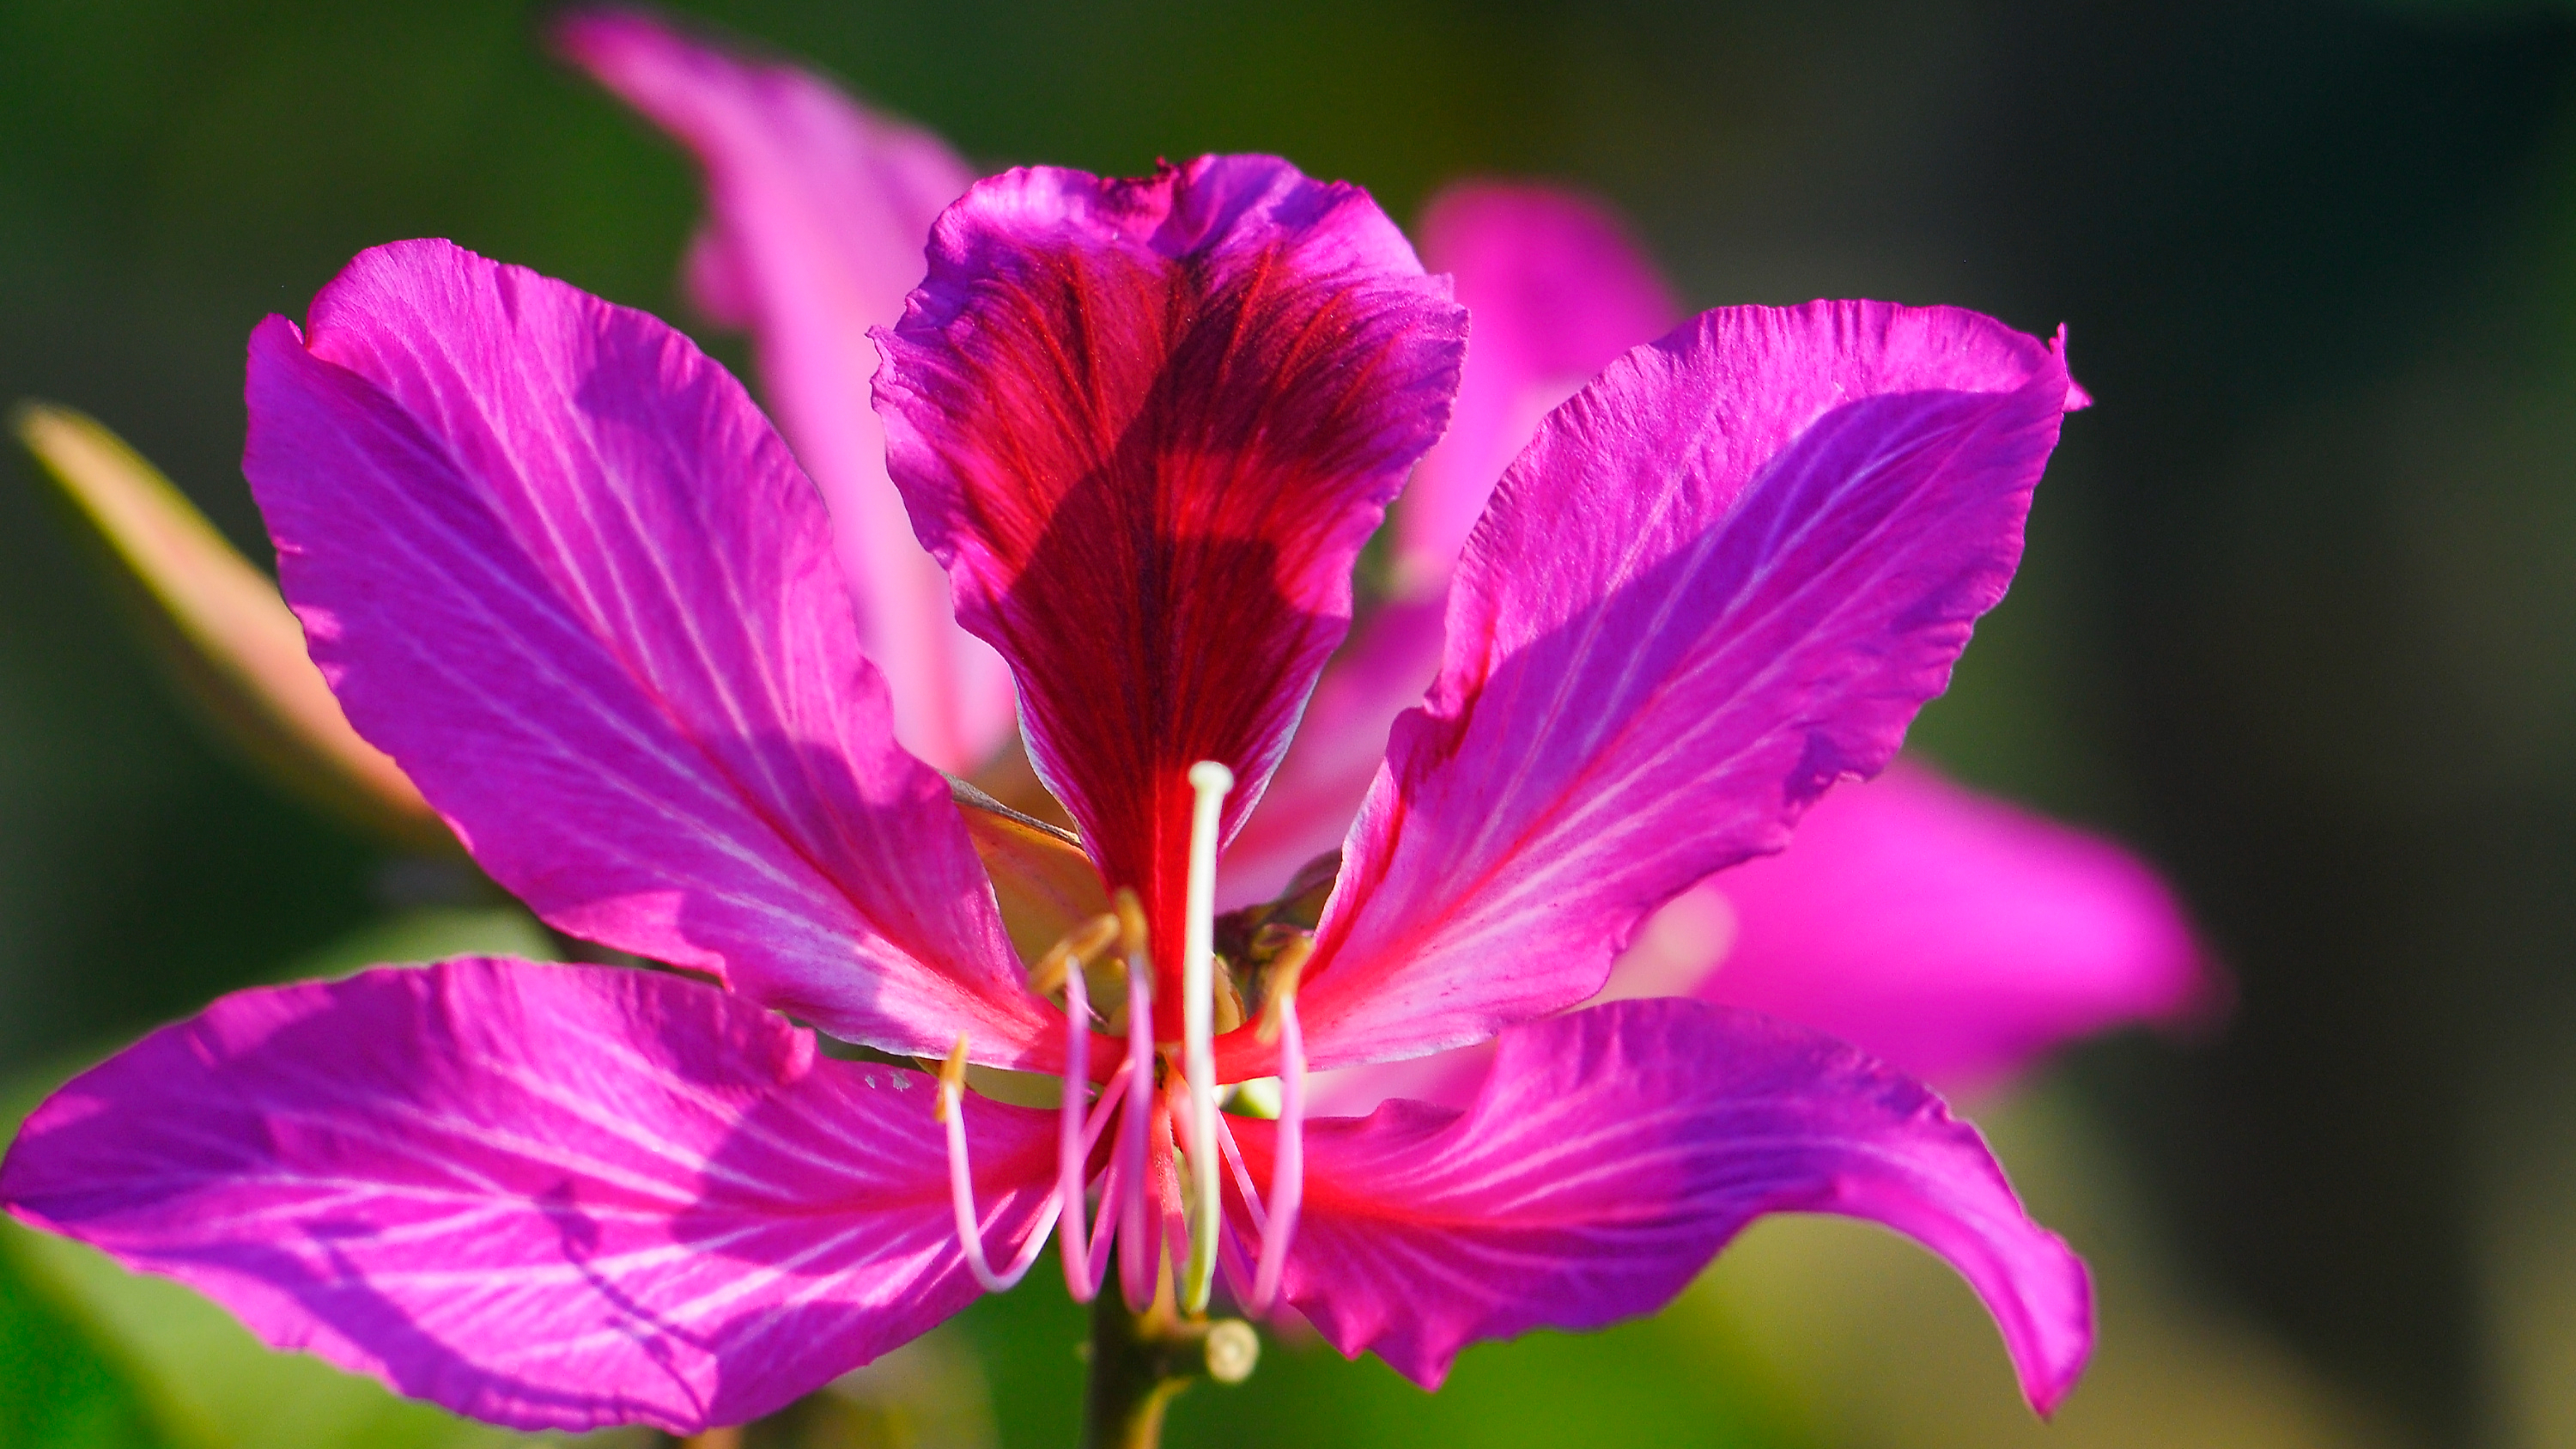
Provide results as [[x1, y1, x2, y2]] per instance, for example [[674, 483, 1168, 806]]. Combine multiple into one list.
[[1327, 762, 2212, 1105], [1695, 762, 2214, 1085], [1399, 182, 1680, 586], [1279, 302, 2080, 1074], [556, 9, 1012, 771], [0, 959, 1057, 1433], [1226, 997, 2091, 1410], [244, 240, 1056, 1067], [875, 156, 1467, 1009]]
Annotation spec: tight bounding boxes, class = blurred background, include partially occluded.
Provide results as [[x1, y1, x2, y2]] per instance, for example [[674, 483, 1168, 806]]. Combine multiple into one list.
[[3, 0, 2573, 1445]]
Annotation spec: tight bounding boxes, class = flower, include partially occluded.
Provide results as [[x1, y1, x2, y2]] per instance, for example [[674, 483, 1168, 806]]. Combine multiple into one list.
[[3, 142, 2093, 1435], [560, 7, 2212, 1094]]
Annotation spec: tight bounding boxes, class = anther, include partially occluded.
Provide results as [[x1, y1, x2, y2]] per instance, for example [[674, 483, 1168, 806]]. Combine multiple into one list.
[[1113, 887, 1149, 971], [1029, 912, 1121, 1001], [933, 1033, 970, 1124], [1254, 934, 1313, 1046], [1181, 759, 1233, 1314]]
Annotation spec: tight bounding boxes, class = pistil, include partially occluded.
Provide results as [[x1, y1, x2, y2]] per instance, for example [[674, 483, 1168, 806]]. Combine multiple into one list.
[[1179, 761, 1233, 1313]]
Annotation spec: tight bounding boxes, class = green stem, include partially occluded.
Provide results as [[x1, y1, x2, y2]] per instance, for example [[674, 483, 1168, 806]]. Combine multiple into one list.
[[1079, 1251, 1259, 1449]]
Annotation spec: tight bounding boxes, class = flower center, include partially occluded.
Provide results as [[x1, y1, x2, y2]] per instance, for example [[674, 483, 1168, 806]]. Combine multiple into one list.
[[937, 760, 1312, 1318]]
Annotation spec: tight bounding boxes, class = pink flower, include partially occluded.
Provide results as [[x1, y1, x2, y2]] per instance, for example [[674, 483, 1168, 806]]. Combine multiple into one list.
[[0, 9, 2169, 1432], [3, 154, 2092, 1433], [559, 9, 2213, 1093]]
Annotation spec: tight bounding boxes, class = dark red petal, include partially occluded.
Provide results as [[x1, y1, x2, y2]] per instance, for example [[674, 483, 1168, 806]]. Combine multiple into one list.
[[874, 155, 1466, 1014]]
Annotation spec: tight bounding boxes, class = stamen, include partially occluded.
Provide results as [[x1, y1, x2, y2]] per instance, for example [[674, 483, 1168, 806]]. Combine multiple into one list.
[[1055, 936, 1096, 1298], [938, 1033, 1062, 1294], [1113, 888, 1159, 1312], [1083, 1150, 1125, 1302], [1063, 1057, 1133, 1303], [1215, 1108, 1266, 1233], [1028, 912, 1121, 1001], [1157, 1092, 1191, 1305], [1216, 1209, 1259, 1306], [1019, 909, 1139, 1303], [1180, 759, 1233, 1313], [1254, 935, 1313, 1045], [1208, 1112, 1263, 1306], [933, 1034, 971, 1124], [1084, 1059, 1133, 1157], [1249, 941, 1309, 1315]]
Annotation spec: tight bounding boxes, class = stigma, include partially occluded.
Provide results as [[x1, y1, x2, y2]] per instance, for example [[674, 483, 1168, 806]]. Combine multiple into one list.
[[1178, 759, 1233, 1313]]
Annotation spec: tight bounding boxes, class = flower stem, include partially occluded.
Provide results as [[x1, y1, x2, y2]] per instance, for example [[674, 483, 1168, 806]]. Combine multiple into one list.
[[1079, 1251, 1260, 1449]]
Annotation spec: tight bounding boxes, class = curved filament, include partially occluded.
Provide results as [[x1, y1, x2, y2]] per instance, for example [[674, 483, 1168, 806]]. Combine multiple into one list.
[[939, 1049, 1064, 1294], [1215, 1107, 1267, 1236], [1082, 1152, 1126, 1302], [1154, 1092, 1190, 1303], [1057, 1040, 1135, 1300], [1248, 989, 1306, 1313], [1115, 891, 1160, 1311]]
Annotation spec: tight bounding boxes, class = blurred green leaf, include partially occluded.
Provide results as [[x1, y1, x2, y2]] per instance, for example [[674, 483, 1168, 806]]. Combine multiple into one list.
[[264, 905, 556, 984], [0, 1242, 158, 1447], [950, 1256, 1816, 1449], [10, 401, 454, 855], [1165, 1308, 1816, 1449], [1, 1224, 523, 1449]]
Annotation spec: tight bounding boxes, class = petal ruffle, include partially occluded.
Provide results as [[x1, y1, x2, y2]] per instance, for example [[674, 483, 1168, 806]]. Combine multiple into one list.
[[1691, 762, 2214, 1085], [1224, 997, 2091, 1411], [1275, 301, 2080, 1074], [556, 9, 1013, 772], [0, 959, 1058, 1433], [1398, 181, 1680, 586], [875, 156, 1467, 1005], [245, 240, 1056, 1066]]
